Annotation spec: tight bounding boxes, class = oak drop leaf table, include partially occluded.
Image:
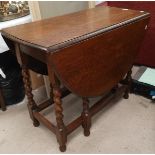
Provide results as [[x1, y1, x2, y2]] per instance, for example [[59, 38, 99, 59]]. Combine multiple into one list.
[[1, 6, 150, 152]]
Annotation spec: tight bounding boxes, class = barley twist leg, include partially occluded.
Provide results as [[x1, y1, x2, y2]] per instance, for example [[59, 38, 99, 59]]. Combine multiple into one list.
[[53, 86, 67, 152], [22, 65, 39, 127]]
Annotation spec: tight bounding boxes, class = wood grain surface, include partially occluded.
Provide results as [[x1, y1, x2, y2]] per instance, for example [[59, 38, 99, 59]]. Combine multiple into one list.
[[1, 6, 149, 51], [49, 17, 149, 97]]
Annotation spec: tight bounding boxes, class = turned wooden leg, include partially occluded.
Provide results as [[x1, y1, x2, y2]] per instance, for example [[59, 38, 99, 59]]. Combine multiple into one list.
[[53, 87, 67, 152], [22, 65, 40, 127], [47, 63, 67, 152], [123, 69, 132, 99], [81, 98, 91, 136], [0, 89, 6, 111]]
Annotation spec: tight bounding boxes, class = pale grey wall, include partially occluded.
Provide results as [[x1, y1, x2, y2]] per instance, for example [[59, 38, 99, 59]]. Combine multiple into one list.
[[39, 1, 89, 19]]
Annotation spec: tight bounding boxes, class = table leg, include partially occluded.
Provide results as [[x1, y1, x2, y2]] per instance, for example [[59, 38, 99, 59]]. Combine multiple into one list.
[[123, 69, 132, 99], [47, 63, 67, 152], [81, 98, 91, 136], [53, 87, 67, 152], [22, 65, 40, 127], [0, 89, 6, 111]]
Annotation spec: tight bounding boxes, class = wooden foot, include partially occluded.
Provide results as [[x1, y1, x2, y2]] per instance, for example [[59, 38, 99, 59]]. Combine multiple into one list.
[[33, 120, 40, 127], [2, 108, 6, 111], [59, 145, 66, 152], [84, 129, 90, 137], [123, 69, 132, 99], [81, 98, 91, 137], [123, 90, 129, 99], [22, 65, 39, 126]]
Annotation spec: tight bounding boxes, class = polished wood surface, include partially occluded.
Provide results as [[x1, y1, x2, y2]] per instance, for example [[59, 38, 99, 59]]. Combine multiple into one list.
[[1, 6, 150, 152], [1, 6, 149, 50], [49, 17, 149, 97]]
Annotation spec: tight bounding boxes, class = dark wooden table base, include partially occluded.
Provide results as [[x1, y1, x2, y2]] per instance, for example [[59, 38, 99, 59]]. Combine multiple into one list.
[[22, 65, 131, 152]]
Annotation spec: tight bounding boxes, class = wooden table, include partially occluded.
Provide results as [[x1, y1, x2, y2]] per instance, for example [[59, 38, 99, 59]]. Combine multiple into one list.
[[1, 6, 150, 152]]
